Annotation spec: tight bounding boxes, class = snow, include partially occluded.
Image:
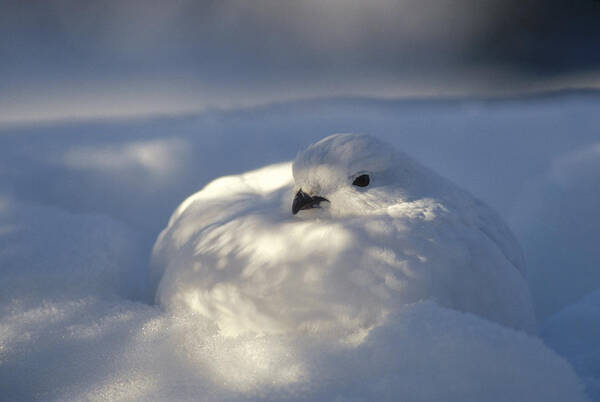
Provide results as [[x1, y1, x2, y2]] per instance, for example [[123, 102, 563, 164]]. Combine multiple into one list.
[[510, 141, 600, 319], [0, 296, 587, 401], [0, 196, 145, 304], [543, 290, 600, 401], [1, 93, 599, 400]]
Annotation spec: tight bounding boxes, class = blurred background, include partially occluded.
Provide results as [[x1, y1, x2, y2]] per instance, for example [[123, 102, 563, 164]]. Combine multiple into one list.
[[2, 0, 600, 125]]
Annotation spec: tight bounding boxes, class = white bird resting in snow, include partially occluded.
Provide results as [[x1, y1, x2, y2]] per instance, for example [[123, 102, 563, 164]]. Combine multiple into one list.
[[151, 133, 536, 342]]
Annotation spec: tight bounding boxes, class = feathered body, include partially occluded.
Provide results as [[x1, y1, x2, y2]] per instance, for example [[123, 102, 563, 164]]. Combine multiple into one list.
[[152, 134, 535, 340]]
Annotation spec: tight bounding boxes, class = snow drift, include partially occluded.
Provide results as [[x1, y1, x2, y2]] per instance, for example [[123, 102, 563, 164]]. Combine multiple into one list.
[[1, 94, 599, 400]]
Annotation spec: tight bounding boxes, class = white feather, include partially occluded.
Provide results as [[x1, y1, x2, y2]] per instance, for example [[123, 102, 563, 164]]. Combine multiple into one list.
[[152, 133, 536, 340]]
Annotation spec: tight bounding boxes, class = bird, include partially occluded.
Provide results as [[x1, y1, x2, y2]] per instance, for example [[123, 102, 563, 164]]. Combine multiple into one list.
[[151, 133, 536, 342]]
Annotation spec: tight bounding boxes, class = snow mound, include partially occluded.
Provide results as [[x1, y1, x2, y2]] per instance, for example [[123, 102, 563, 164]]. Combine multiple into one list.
[[0, 299, 586, 401], [0, 194, 144, 305], [543, 289, 600, 400], [152, 134, 536, 339], [511, 143, 600, 319]]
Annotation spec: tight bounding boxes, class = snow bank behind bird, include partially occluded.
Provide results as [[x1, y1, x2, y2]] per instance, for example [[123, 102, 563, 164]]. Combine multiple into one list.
[[152, 133, 536, 339]]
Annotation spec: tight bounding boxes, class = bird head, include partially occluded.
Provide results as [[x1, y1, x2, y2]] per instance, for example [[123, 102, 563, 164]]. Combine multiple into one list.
[[292, 134, 415, 217]]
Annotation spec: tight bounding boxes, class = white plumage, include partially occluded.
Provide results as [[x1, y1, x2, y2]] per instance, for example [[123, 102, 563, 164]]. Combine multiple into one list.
[[151, 134, 536, 341]]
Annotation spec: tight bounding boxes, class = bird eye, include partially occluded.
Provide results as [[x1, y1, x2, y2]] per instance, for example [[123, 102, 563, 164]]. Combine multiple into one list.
[[352, 174, 370, 187]]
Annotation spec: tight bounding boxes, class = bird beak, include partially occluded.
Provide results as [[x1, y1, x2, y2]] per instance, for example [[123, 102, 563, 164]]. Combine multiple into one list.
[[292, 189, 329, 215]]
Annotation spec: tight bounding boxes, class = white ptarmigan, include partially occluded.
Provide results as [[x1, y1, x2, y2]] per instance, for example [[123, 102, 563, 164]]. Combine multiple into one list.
[[151, 134, 536, 341]]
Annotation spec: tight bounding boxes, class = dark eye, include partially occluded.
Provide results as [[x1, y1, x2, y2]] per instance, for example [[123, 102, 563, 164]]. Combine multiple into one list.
[[352, 174, 370, 187]]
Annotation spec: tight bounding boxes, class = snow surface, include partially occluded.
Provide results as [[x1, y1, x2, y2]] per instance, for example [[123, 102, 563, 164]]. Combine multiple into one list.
[[1, 93, 599, 400], [543, 290, 600, 401], [510, 142, 600, 319]]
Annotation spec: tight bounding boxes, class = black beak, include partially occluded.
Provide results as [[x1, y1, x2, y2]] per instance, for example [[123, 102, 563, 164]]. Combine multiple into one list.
[[292, 189, 329, 215]]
